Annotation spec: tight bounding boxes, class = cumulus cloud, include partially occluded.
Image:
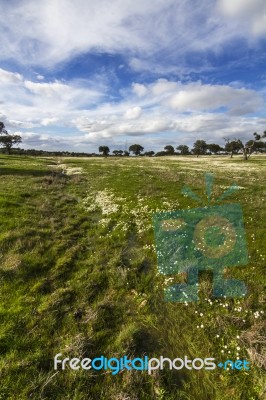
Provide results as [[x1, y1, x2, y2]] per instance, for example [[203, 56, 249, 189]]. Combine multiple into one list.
[[0, 68, 106, 126], [130, 79, 262, 115], [70, 117, 176, 141], [17, 130, 123, 151], [16, 131, 67, 148], [80, 114, 264, 140], [167, 82, 262, 114], [132, 83, 148, 97], [124, 106, 142, 120], [1, 67, 265, 151]]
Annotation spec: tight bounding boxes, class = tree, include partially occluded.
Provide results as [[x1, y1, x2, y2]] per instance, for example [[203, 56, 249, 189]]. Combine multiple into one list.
[[224, 139, 243, 158], [144, 151, 155, 157], [98, 146, 110, 157], [164, 145, 175, 155], [225, 132, 266, 160], [207, 143, 223, 155], [176, 145, 190, 155], [192, 140, 207, 157], [124, 150, 130, 156], [245, 139, 265, 153], [0, 122, 22, 154], [242, 131, 266, 160], [155, 151, 167, 157], [129, 144, 144, 156], [0, 122, 5, 132], [111, 150, 123, 156]]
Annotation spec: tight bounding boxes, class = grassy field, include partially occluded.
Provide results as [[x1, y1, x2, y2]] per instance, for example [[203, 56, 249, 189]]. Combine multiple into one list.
[[0, 154, 265, 399]]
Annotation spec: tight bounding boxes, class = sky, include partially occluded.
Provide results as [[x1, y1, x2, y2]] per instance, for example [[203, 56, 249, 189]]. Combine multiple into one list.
[[0, 0, 266, 152]]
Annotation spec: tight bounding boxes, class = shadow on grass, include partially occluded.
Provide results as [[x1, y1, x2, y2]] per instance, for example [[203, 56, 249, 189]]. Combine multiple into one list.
[[0, 167, 49, 177]]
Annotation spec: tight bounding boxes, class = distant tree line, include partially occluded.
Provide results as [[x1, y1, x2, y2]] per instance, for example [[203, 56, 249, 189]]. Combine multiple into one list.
[[0, 148, 103, 157], [102, 133, 266, 160]]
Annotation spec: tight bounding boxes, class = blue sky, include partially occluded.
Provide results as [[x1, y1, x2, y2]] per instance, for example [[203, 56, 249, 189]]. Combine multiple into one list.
[[0, 0, 266, 152]]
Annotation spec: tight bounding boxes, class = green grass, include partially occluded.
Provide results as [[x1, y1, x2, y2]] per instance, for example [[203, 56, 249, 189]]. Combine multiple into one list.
[[0, 154, 265, 399]]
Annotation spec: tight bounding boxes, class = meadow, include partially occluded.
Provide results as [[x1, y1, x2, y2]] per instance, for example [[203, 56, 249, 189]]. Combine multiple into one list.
[[0, 154, 265, 400]]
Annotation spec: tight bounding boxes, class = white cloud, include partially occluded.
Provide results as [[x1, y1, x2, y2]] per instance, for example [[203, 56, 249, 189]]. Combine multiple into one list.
[[8, 120, 35, 129], [17, 130, 122, 150], [218, 0, 266, 35], [0, 68, 106, 126], [36, 74, 44, 80], [24, 80, 71, 97], [77, 117, 174, 139], [124, 106, 142, 120], [0, 68, 23, 84], [23, 79, 103, 107], [167, 82, 262, 114], [41, 117, 59, 126], [0, 0, 170, 67], [1, 0, 265, 71], [132, 83, 148, 97], [219, 0, 265, 15], [150, 79, 178, 96], [130, 79, 262, 115]]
